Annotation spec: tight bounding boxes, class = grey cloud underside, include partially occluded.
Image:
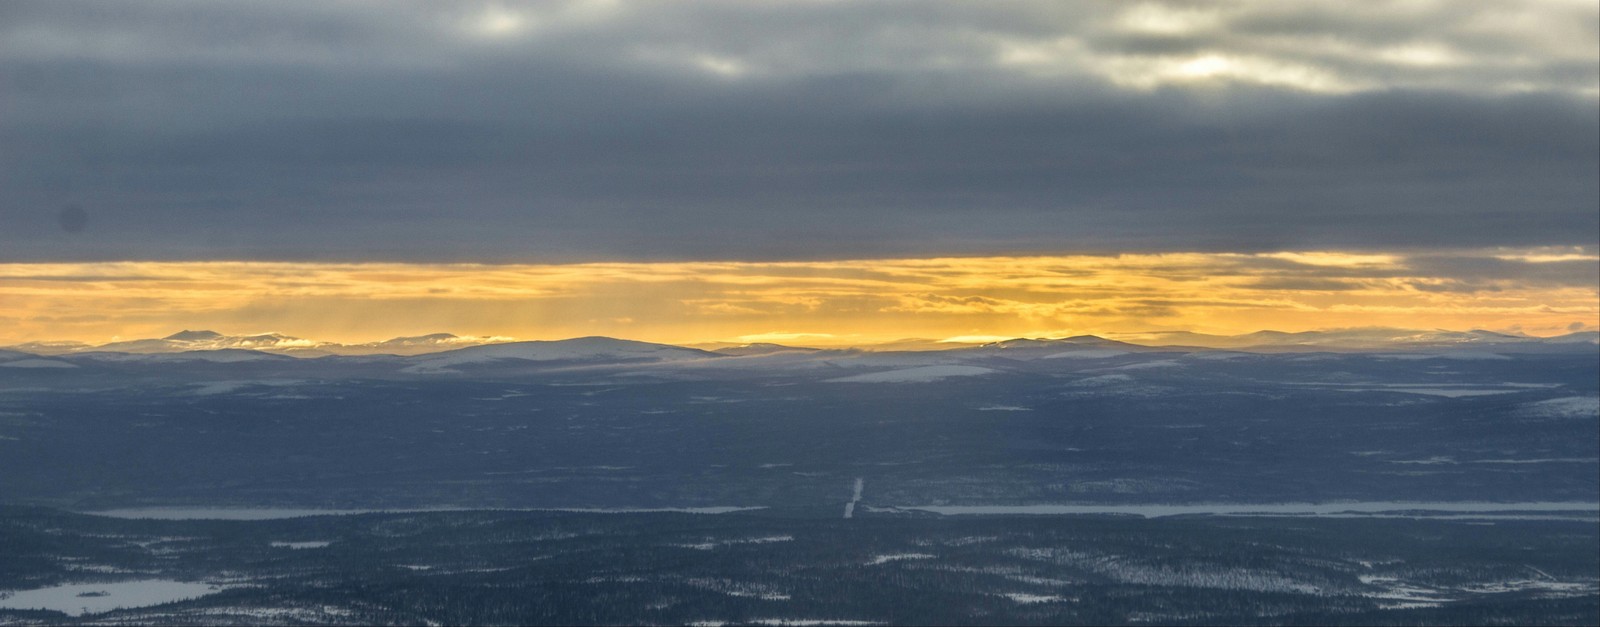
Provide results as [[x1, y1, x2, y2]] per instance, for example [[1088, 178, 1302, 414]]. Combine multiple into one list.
[[0, 1, 1595, 262]]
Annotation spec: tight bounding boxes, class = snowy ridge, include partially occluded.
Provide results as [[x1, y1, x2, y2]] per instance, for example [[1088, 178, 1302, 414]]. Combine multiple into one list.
[[402, 337, 719, 373], [0, 358, 78, 368], [6, 326, 1595, 362], [2, 329, 512, 357]]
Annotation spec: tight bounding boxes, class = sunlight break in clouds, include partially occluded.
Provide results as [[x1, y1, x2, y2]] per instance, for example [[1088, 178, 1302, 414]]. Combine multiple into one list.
[[0, 250, 1593, 346]]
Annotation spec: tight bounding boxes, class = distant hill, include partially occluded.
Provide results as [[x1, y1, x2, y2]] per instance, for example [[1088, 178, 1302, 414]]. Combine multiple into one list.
[[401, 337, 719, 373], [4, 326, 1593, 361]]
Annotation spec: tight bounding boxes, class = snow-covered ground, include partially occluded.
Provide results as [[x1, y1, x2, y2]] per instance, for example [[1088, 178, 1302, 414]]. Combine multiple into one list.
[[1357, 575, 1458, 609]]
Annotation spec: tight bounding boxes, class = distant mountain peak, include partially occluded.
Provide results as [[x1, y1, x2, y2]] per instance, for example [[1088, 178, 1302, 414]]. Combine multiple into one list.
[[973, 338, 1033, 350], [713, 342, 821, 356], [981, 335, 1128, 350], [164, 330, 223, 341], [376, 333, 461, 345]]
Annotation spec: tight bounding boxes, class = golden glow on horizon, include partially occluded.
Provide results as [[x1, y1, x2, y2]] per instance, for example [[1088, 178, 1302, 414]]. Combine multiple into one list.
[[0, 250, 1595, 346], [1258, 252, 1402, 267]]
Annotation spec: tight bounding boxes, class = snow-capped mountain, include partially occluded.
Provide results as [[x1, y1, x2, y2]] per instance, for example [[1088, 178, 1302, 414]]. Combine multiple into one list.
[[710, 343, 823, 356], [963, 335, 1162, 360], [92, 330, 318, 354], [3, 327, 1593, 364], [401, 337, 719, 373], [3, 330, 512, 357], [1106, 328, 1598, 351]]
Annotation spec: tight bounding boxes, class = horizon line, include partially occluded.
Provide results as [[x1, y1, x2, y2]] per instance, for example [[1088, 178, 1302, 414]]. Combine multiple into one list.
[[6, 324, 1596, 353]]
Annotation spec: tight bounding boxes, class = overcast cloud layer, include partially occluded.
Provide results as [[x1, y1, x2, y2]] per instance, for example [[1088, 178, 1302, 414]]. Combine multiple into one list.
[[1, 0, 1596, 262]]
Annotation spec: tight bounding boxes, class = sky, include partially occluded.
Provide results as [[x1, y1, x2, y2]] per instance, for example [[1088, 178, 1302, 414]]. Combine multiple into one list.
[[1, 1, 1596, 344]]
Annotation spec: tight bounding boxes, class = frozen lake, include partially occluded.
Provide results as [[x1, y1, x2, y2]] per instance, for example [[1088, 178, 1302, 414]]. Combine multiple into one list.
[[0, 580, 221, 616], [901, 501, 1600, 519], [82, 506, 765, 520]]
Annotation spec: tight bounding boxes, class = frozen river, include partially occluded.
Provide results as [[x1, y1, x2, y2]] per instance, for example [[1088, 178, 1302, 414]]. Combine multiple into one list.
[[901, 501, 1600, 519], [81, 506, 765, 520]]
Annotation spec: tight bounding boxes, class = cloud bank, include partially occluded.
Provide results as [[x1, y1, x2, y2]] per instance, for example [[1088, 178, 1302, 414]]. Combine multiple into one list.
[[1, 0, 1595, 262]]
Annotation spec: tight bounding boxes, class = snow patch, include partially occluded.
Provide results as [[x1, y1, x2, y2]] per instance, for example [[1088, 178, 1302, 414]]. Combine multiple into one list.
[[1517, 396, 1599, 420], [1001, 592, 1068, 603], [866, 553, 934, 565], [269, 541, 330, 549]]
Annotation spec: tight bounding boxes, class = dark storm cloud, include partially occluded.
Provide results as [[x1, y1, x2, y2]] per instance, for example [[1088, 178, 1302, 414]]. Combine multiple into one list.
[[0, 0, 1595, 262]]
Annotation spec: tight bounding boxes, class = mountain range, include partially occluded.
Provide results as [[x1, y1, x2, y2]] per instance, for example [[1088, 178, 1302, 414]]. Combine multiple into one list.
[[4, 330, 512, 357], [3, 327, 1592, 360]]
